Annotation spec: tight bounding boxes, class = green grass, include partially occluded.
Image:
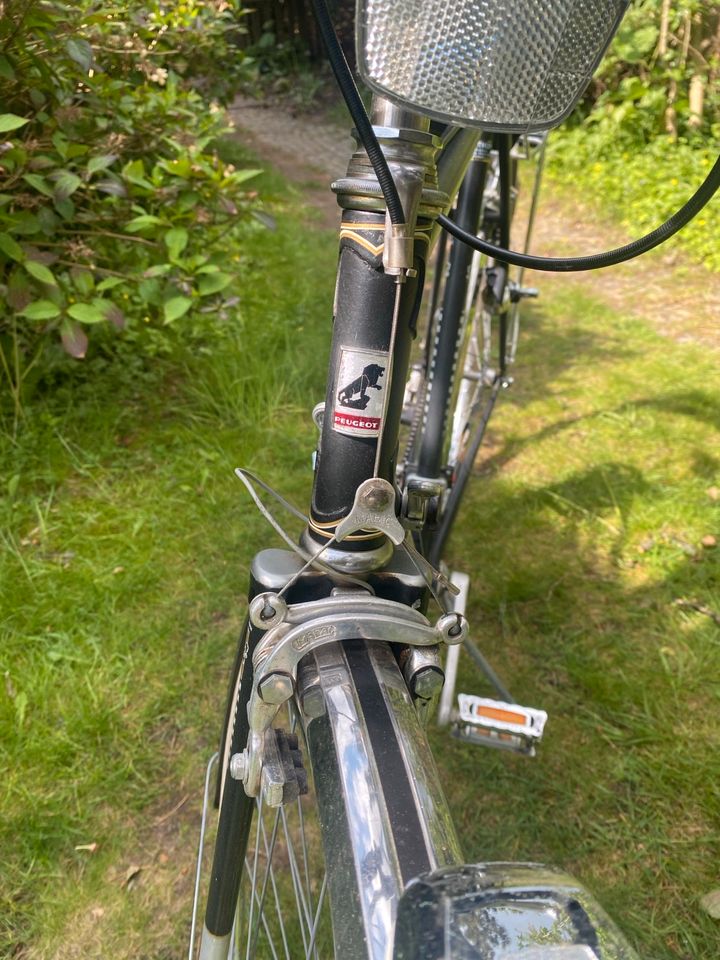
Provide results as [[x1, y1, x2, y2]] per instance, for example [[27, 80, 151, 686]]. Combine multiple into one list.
[[436, 289, 720, 960], [0, 143, 337, 958], [2, 143, 718, 959]]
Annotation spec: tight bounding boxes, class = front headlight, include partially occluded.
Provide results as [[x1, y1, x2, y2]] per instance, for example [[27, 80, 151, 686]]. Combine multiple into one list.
[[356, 0, 628, 132]]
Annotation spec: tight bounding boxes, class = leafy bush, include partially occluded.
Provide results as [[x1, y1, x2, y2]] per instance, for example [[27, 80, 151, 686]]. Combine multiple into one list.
[[0, 0, 259, 417], [548, 0, 719, 269], [587, 0, 720, 143]]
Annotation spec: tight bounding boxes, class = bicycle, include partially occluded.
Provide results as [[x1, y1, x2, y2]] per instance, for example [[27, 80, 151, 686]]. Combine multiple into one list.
[[189, 1, 720, 958]]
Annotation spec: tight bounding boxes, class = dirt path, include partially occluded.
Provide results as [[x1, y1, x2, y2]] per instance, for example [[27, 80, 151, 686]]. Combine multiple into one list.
[[528, 187, 720, 351], [229, 96, 351, 229], [230, 96, 718, 352]]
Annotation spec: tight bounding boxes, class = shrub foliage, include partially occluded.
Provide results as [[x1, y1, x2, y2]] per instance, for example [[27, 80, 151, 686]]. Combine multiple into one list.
[[0, 0, 257, 412]]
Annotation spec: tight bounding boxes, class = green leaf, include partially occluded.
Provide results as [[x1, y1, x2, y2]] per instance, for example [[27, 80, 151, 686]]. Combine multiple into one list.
[[52, 171, 82, 201], [70, 268, 94, 295], [0, 56, 15, 82], [37, 207, 58, 235], [143, 264, 172, 278], [198, 272, 232, 296], [122, 159, 153, 190], [160, 156, 192, 178], [67, 302, 106, 324], [0, 232, 25, 262], [24, 260, 56, 285], [87, 154, 117, 176], [0, 114, 30, 133], [66, 143, 89, 160], [96, 276, 124, 292], [19, 299, 61, 320], [22, 173, 55, 198], [138, 278, 160, 304], [124, 214, 166, 233], [65, 38, 94, 72], [164, 226, 188, 261], [9, 212, 40, 235], [54, 198, 75, 221], [163, 296, 192, 324], [231, 168, 262, 185], [51, 132, 69, 160]]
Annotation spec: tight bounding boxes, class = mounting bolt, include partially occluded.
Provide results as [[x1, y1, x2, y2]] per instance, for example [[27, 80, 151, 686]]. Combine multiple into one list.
[[300, 685, 326, 719], [229, 750, 248, 781], [258, 672, 294, 704], [437, 612, 469, 645], [411, 666, 444, 700], [249, 592, 287, 630]]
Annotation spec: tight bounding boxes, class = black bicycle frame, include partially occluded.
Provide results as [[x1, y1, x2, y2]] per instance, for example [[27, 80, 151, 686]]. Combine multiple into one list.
[[306, 104, 479, 558]]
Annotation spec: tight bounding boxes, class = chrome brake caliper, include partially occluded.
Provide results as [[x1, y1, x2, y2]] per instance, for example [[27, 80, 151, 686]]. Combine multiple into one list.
[[232, 590, 467, 807]]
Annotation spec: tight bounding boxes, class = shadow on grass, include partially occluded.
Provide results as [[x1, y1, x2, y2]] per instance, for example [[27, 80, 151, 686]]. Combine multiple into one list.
[[443, 451, 719, 960], [501, 300, 627, 408]]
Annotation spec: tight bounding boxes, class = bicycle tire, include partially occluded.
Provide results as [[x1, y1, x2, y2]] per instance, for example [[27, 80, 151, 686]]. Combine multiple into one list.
[[199, 629, 462, 960]]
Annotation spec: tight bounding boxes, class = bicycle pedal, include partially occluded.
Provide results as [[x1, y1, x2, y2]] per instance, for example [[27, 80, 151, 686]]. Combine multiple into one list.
[[452, 694, 547, 756], [509, 284, 539, 302]]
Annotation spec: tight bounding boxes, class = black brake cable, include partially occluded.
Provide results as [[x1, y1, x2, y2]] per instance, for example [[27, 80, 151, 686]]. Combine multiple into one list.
[[438, 154, 720, 272], [310, 0, 405, 225], [313, 0, 720, 273]]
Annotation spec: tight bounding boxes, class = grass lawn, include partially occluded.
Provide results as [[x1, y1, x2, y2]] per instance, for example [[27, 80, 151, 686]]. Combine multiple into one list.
[[1, 141, 718, 959]]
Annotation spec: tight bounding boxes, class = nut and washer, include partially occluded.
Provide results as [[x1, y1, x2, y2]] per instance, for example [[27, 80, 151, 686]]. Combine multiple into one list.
[[229, 750, 248, 781], [437, 612, 469, 645], [249, 592, 288, 630]]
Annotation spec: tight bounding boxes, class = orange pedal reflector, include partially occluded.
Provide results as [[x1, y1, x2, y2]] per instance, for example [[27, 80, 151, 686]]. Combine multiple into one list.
[[456, 695, 547, 753]]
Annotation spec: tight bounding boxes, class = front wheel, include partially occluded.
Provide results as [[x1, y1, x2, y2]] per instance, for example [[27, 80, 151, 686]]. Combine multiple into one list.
[[199, 635, 462, 960]]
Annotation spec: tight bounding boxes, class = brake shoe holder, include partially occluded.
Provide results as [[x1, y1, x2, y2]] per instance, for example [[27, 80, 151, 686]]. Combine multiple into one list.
[[234, 592, 468, 803]]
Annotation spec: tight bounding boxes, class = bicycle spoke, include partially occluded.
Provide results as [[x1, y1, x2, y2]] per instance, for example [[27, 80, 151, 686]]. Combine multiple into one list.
[[280, 806, 312, 955], [296, 796, 314, 919], [242, 857, 281, 960], [288, 712, 314, 919], [305, 873, 327, 960], [256, 806, 291, 960], [245, 792, 264, 960], [227, 698, 330, 960]]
